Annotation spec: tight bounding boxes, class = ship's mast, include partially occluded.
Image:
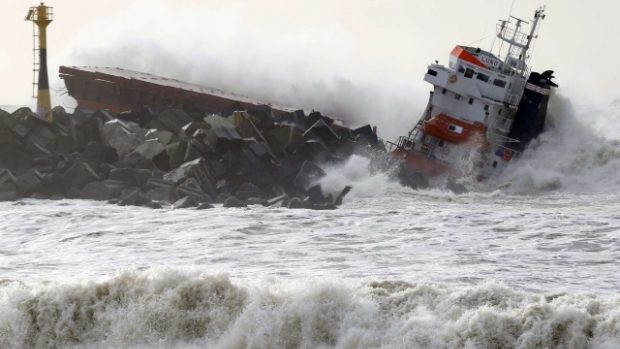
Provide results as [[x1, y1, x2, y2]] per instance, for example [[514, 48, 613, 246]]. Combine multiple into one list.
[[496, 6, 546, 77]]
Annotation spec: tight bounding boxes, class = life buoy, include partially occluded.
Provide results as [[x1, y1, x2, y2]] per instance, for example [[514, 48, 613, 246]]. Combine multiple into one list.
[[448, 74, 458, 83]]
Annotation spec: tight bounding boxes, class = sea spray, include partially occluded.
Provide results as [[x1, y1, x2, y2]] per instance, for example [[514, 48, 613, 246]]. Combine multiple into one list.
[[318, 155, 404, 200], [1, 270, 619, 348], [498, 95, 620, 194]]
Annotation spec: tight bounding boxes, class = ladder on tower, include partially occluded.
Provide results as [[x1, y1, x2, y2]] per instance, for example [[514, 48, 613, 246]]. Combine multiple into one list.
[[31, 21, 40, 98]]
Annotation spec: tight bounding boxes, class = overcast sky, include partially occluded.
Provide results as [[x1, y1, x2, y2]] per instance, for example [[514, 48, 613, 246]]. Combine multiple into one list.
[[1, 0, 619, 134]]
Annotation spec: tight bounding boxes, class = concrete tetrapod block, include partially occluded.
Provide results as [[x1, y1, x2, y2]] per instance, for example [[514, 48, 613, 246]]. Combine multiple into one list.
[[101, 119, 143, 157], [81, 181, 114, 201], [145, 129, 174, 145], [172, 196, 198, 209], [64, 162, 101, 190], [15, 168, 43, 195], [0, 184, 18, 201], [132, 139, 166, 160], [223, 196, 247, 208]]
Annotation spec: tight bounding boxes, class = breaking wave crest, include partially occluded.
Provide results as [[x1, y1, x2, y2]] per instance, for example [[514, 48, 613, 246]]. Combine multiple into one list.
[[1, 270, 619, 349], [498, 95, 620, 194], [318, 154, 405, 199]]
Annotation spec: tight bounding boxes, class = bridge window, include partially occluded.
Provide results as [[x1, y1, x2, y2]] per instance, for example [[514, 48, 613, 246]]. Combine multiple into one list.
[[468, 97, 474, 105], [464, 68, 474, 78], [427, 69, 438, 76], [493, 79, 507, 88], [458, 66, 465, 73], [477, 73, 490, 82]]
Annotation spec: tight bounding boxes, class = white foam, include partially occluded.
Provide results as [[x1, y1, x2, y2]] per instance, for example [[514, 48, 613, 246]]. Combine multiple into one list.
[[498, 94, 620, 194], [1, 271, 619, 348]]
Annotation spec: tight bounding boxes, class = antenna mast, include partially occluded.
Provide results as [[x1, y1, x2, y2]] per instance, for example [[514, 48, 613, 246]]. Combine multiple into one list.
[[495, 6, 546, 77]]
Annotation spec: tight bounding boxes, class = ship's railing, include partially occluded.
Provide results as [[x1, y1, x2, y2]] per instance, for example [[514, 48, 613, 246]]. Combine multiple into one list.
[[486, 132, 522, 158], [496, 23, 528, 47]]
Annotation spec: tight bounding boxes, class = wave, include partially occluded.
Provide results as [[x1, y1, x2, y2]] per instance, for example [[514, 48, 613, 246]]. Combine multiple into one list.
[[496, 94, 620, 194], [1, 270, 619, 349]]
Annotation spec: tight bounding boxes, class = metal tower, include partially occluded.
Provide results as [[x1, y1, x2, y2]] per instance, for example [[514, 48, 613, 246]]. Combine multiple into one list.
[[25, 2, 53, 122]]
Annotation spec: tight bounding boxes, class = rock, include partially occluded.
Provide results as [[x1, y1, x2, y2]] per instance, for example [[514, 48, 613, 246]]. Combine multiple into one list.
[[234, 182, 267, 201], [265, 123, 304, 154], [145, 187, 178, 203], [26, 124, 57, 149], [81, 181, 114, 201], [146, 177, 175, 189], [101, 179, 127, 195], [196, 202, 214, 210], [204, 126, 243, 153], [307, 185, 327, 204], [234, 111, 269, 145], [172, 196, 198, 209], [132, 139, 166, 160], [144, 200, 163, 209], [204, 114, 235, 129], [15, 168, 43, 195], [165, 141, 188, 169], [246, 197, 267, 206], [64, 162, 101, 190], [286, 139, 328, 161], [333, 185, 352, 206], [0, 168, 17, 186], [30, 192, 48, 199], [133, 169, 157, 189], [0, 109, 17, 130], [0, 184, 18, 201], [32, 157, 56, 173], [149, 109, 193, 134], [145, 129, 174, 145], [266, 194, 288, 207], [108, 167, 135, 181], [352, 124, 380, 146], [92, 109, 116, 123], [223, 196, 246, 208], [287, 197, 305, 209], [118, 190, 149, 206], [293, 161, 326, 191], [177, 177, 210, 202], [215, 192, 229, 203], [100, 119, 143, 157], [303, 118, 340, 147], [180, 121, 204, 137], [66, 187, 82, 199], [163, 158, 212, 187]]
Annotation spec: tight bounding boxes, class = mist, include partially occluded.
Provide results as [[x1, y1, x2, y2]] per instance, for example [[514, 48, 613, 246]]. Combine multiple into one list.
[[60, 0, 432, 140], [48, 0, 620, 143]]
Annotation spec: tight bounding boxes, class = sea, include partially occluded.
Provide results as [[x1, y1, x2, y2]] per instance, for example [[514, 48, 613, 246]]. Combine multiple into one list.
[[0, 100, 619, 348]]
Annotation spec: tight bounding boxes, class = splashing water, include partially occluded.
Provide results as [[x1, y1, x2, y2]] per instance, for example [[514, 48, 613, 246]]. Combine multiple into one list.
[[497, 94, 620, 194], [1, 270, 619, 349]]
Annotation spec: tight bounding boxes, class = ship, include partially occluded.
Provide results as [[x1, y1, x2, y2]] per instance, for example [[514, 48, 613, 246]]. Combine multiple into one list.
[[58, 66, 295, 117], [389, 6, 557, 181]]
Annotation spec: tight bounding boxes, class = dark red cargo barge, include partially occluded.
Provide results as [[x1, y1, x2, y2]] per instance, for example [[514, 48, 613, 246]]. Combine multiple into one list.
[[59, 66, 295, 116]]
